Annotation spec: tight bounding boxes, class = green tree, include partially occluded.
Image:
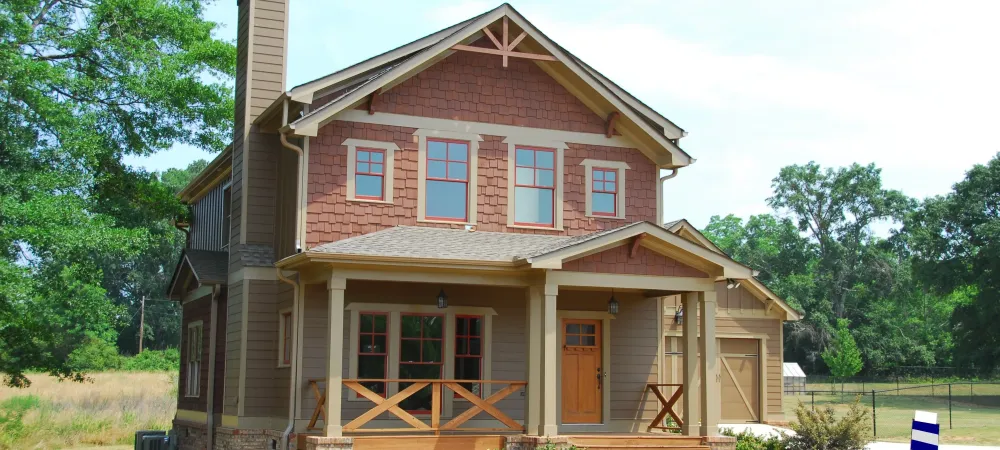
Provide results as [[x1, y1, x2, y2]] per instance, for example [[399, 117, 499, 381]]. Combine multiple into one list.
[[0, 0, 233, 387], [822, 319, 863, 379]]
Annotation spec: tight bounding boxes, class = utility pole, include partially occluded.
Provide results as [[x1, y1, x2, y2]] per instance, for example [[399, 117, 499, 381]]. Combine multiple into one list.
[[138, 295, 145, 353]]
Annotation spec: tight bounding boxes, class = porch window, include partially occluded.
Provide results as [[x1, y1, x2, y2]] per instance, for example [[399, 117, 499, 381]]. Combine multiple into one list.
[[354, 148, 386, 200], [513, 146, 555, 227], [454, 315, 483, 397], [425, 139, 469, 222], [185, 321, 203, 397], [591, 168, 617, 216], [278, 309, 292, 367], [358, 312, 388, 397], [399, 314, 444, 412]]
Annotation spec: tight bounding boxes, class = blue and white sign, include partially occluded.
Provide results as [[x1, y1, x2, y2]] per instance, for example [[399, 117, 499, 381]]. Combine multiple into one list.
[[911, 410, 940, 450]]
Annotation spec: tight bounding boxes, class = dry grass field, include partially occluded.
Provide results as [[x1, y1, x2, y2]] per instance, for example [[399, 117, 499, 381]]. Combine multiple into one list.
[[0, 372, 176, 449]]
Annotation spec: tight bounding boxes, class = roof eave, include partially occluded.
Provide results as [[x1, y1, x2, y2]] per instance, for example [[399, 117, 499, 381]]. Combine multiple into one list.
[[177, 145, 233, 203]]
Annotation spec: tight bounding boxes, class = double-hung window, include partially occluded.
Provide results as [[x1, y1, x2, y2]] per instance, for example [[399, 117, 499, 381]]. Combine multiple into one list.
[[454, 315, 483, 397], [513, 146, 556, 227], [591, 168, 618, 216], [357, 313, 388, 397], [399, 314, 444, 412], [425, 139, 470, 222], [354, 148, 386, 200], [185, 321, 203, 397]]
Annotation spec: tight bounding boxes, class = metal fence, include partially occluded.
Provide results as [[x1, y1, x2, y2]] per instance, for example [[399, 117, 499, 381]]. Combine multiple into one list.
[[789, 382, 1000, 444]]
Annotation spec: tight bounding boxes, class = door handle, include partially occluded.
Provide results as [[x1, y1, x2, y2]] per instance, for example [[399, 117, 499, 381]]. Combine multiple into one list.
[[597, 368, 602, 390]]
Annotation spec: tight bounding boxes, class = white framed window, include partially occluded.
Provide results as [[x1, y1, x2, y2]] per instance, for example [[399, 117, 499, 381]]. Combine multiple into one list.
[[580, 159, 629, 220], [185, 321, 203, 398], [346, 303, 495, 417], [343, 139, 398, 204], [414, 129, 482, 225], [277, 308, 292, 368], [504, 137, 566, 230]]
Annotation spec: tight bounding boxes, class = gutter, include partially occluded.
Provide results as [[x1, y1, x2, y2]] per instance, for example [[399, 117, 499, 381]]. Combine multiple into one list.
[[276, 269, 301, 450], [205, 284, 222, 450], [657, 168, 679, 226]]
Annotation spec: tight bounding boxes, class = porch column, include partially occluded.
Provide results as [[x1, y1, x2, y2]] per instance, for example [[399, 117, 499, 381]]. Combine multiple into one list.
[[325, 276, 346, 437], [681, 292, 700, 436], [526, 286, 543, 435], [698, 289, 720, 436], [541, 283, 559, 436]]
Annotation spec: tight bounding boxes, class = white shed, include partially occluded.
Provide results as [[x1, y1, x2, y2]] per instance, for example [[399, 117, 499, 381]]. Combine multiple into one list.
[[783, 362, 807, 394]]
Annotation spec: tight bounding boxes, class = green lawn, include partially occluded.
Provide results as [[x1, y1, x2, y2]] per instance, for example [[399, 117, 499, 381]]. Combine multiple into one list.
[[785, 385, 1000, 445]]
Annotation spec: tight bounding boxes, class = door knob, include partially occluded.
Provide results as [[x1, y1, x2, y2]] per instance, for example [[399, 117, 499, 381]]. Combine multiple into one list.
[[597, 367, 602, 390]]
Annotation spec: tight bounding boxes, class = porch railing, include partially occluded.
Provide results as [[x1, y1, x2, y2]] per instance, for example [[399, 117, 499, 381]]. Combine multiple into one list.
[[645, 383, 683, 432], [306, 378, 527, 434]]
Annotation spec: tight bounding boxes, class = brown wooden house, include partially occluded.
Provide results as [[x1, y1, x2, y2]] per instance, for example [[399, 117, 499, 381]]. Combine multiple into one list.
[[166, 2, 801, 450]]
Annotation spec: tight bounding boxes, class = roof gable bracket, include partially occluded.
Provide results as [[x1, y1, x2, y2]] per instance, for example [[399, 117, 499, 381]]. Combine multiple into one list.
[[451, 17, 557, 67]]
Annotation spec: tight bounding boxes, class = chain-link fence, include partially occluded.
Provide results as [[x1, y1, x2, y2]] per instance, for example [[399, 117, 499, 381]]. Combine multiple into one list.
[[787, 382, 1000, 445]]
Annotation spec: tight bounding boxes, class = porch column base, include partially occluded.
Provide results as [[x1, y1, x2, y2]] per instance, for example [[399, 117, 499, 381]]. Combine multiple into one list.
[[541, 424, 559, 437], [305, 436, 354, 450], [703, 436, 736, 450], [506, 435, 573, 450], [700, 424, 720, 437]]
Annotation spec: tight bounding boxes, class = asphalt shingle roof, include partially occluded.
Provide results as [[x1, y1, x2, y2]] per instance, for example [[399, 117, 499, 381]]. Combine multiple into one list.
[[184, 249, 228, 284]]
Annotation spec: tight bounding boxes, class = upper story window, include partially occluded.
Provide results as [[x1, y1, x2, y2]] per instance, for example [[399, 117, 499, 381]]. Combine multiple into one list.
[[581, 159, 629, 220], [185, 321, 203, 397], [513, 146, 556, 227], [343, 138, 398, 204], [425, 139, 470, 222], [278, 309, 292, 368], [591, 168, 617, 216], [355, 148, 386, 200]]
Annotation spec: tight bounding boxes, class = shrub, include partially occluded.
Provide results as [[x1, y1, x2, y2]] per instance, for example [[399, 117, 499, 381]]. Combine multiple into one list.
[[120, 348, 180, 372], [786, 400, 871, 450], [67, 337, 123, 372], [722, 428, 786, 450]]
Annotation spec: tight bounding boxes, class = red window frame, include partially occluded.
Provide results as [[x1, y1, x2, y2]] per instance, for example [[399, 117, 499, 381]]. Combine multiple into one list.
[[513, 146, 556, 227], [454, 315, 484, 398], [425, 138, 470, 222], [281, 311, 292, 365], [591, 167, 618, 217], [355, 147, 386, 201], [357, 312, 389, 398], [399, 313, 445, 414]]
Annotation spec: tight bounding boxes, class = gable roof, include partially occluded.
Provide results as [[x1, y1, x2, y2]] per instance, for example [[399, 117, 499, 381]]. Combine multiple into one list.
[[167, 249, 229, 298], [278, 3, 692, 168], [663, 219, 803, 320]]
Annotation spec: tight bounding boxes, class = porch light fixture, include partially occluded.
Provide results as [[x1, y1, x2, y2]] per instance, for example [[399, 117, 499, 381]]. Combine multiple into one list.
[[674, 306, 683, 325], [726, 278, 741, 289], [436, 289, 448, 309], [607, 289, 619, 315]]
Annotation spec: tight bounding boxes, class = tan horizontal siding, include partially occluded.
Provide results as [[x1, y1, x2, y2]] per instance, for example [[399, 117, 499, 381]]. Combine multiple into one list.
[[223, 281, 244, 415]]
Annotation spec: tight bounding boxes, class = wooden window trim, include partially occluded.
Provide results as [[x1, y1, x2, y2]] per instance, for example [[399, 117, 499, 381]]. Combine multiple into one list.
[[342, 138, 398, 204], [424, 138, 471, 223], [513, 146, 557, 228], [354, 148, 387, 201], [591, 167, 618, 217], [580, 159, 629, 220]]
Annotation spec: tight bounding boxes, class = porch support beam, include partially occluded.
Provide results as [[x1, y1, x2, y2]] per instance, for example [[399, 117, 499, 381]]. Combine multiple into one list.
[[325, 276, 347, 437], [699, 289, 720, 436], [546, 271, 714, 292], [541, 283, 559, 436], [681, 292, 699, 436], [525, 286, 543, 435]]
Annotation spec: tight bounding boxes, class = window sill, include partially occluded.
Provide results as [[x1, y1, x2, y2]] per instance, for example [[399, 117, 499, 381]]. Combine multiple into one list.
[[276, 363, 291, 369], [586, 214, 626, 220], [347, 198, 393, 205], [184, 393, 200, 398], [508, 223, 563, 232], [418, 218, 476, 226]]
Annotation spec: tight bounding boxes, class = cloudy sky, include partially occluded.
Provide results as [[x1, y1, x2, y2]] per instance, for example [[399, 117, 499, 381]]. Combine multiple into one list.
[[128, 0, 1000, 227]]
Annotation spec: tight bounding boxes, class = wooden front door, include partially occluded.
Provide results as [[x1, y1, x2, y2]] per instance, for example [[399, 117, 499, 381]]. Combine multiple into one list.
[[561, 319, 602, 424]]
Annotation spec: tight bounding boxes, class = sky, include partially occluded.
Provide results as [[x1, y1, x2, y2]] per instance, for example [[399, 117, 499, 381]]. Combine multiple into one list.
[[126, 0, 1000, 228]]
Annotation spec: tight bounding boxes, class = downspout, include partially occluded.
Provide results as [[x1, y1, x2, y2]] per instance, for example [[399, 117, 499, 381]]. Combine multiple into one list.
[[279, 98, 304, 253], [657, 168, 679, 226], [277, 269, 300, 450], [205, 284, 221, 450]]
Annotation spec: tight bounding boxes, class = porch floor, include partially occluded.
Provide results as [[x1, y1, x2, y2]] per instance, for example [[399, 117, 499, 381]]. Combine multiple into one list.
[[299, 433, 715, 450]]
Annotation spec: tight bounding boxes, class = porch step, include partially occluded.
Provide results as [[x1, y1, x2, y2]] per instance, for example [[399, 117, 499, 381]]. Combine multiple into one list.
[[566, 435, 709, 450], [572, 446, 709, 450]]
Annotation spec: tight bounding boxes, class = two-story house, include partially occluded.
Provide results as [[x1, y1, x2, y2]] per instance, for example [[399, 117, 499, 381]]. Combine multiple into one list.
[[166, 2, 801, 450]]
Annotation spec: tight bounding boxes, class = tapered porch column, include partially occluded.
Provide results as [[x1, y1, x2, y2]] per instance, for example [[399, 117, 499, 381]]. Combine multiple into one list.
[[698, 289, 720, 436], [541, 283, 559, 436], [681, 292, 700, 436], [526, 286, 543, 435], [325, 276, 346, 437]]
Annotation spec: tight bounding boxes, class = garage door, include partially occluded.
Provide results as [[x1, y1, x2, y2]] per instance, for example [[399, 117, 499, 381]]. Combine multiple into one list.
[[663, 337, 760, 423]]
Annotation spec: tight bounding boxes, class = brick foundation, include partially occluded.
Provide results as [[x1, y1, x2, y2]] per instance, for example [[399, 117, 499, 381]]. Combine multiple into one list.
[[304, 436, 354, 450], [504, 435, 574, 450], [703, 435, 737, 450], [172, 421, 210, 450]]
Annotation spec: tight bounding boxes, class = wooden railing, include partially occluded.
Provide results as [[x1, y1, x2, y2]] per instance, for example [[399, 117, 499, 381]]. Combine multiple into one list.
[[306, 378, 527, 434], [645, 383, 683, 432]]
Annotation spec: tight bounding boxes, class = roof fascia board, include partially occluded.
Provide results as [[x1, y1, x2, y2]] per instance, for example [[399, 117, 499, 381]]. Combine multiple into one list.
[[286, 15, 483, 104], [501, 7, 691, 167], [178, 146, 233, 203], [287, 8, 506, 137]]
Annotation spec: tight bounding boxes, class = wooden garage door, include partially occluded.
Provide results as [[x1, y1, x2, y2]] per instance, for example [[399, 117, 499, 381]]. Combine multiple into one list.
[[663, 337, 760, 423], [720, 338, 759, 423]]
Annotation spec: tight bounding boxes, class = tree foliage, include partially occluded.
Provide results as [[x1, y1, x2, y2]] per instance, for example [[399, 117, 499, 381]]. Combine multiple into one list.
[[822, 319, 863, 379], [0, 0, 232, 387]]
